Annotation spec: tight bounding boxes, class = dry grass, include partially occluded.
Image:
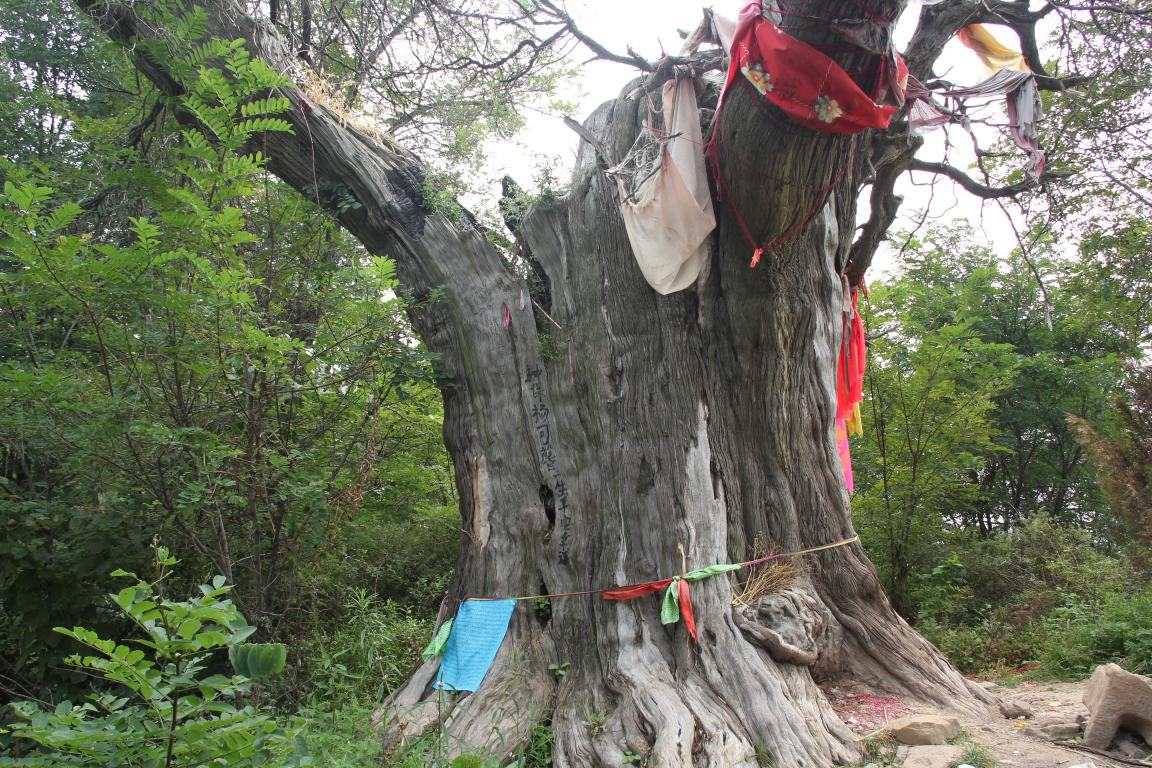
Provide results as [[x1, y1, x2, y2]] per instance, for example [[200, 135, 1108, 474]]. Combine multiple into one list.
[[732, 535, 801, 607], [298, 68, 395, 149]]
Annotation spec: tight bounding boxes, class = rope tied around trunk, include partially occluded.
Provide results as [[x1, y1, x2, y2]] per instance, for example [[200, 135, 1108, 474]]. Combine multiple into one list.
[[446, 534, 860, 645]]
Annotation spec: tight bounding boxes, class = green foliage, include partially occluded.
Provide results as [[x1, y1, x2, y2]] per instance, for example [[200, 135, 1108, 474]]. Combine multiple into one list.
[[294, 702, 381, 768], [230, 643, 289, 680], [915, 516, 1151, 678], [0, 545, 304, 767], [950, 743, 994, 768], [0, 15, 449, 696], [284, 589, 434, 707], [854, 223, 1133, 615], [853, 237, 1018, 613]]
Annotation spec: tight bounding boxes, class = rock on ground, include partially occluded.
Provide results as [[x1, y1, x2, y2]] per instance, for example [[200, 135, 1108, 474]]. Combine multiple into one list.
[[1022, 720, 1081, 741], [887, 715, 962, 745], [1082, 663, 1152, 750], [901, 744, 966, 768], [999, 698, 1033, 719]]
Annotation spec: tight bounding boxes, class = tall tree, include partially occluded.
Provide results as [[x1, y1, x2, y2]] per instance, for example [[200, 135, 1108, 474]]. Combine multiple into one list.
[[73, 0, 1114, 763]]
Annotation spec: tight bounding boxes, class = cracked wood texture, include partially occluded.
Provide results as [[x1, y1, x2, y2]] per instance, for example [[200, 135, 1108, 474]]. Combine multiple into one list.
[[81, 0, 997, 763]]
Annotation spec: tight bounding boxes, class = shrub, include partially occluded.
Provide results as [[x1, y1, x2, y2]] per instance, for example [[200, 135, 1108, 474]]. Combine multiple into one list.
[[915, 517, 1147, 679], [285, 590, 434, 707], [0, 545, 303, 767], [1037, 585, 1152, 677]]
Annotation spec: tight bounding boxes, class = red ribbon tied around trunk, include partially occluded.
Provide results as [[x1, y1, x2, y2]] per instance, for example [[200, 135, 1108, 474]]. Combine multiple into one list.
[[602, 563, 741, 644], [720, 4, 908, 135], [678, 577, 697, 642], [604, 577, 698, 643], [602, 577, 674, 601]]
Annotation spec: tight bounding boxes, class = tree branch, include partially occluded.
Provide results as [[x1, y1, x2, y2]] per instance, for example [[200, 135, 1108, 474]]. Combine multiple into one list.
[[908, 159, 1073, 198], [534, 0, 654, 71], [847, 133, 923, 286]]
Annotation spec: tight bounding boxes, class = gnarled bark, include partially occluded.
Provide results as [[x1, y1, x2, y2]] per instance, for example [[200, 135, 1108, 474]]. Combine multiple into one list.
[[81, 0, 1000, 764], [375, 76, 991, 765]]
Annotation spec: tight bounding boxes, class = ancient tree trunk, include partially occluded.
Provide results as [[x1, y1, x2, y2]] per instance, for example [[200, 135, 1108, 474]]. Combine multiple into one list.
[[376, 81, 989, 766], [83, 0, 994, 764]]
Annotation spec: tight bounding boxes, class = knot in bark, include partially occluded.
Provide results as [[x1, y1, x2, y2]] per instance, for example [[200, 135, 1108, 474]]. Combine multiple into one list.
[[735, 587, 828, 667]]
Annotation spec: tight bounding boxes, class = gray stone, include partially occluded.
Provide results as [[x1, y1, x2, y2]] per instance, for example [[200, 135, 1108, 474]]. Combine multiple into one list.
[[1082, 663, 1152, 750], [886, 715, 962, 745], [998, 698, 1033, 719], [1022, 720, 1081, 740], [900, 744, 965, 768]]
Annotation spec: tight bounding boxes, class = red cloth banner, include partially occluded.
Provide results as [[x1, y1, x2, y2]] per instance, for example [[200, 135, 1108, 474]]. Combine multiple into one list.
[[678, 578, 697, 643], [837, 288, 866, 422], [722, 6, 908, 135], [602, 578, 675, 601]]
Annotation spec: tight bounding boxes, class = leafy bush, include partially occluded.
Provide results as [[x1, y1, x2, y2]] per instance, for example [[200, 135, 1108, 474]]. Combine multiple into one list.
[[0, 545, 303, 767], [294, 702, 382, 768], [1036, 585, 1152, 676], [917, 518, 1152, 679], [285, 589, 434, 707]]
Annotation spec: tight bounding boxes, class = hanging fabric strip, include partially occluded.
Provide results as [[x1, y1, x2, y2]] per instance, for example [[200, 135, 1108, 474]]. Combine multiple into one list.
[[435, 599, 515, 692], [1006, 76, 1045, 179], [956, 24, 1030, 75], [678, 578, 697, 641], [835, 286, 865, 492], [421, 618, 454, 662], [608, 77, 716, 295], [718, 5, 908, 135], [940, 46, 1044, 179], [602, 577, 674, 601], [940, 68, 1031, 98], [836, 418, 855, 493], [660, 576, 684, 625], [836, 287, 866, 423], [905, 69, 1044, 179]]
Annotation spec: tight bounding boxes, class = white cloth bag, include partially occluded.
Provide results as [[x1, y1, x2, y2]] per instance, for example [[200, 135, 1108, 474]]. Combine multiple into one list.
[[617, 78, 716, 295]]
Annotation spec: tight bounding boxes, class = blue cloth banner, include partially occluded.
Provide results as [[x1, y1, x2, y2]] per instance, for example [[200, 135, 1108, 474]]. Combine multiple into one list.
[[434, 599, 516, 692]]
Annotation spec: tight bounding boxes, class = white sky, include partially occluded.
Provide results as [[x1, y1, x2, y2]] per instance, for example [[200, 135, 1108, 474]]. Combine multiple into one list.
[[482, 1, 1047, 276]]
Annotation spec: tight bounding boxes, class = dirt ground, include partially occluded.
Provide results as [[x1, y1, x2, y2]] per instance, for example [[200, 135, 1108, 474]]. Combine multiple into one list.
[[952, 680, 1095, 767], [825, 678, 1139, 767]]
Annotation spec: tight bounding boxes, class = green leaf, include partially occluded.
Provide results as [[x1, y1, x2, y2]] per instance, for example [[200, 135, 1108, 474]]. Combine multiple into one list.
[[113, 587, 137, 610], [195, 630, 229, 648], [179, 618, 203, 637]]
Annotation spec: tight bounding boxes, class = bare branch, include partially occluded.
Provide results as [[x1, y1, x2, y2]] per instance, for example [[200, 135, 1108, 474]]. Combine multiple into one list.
[[534, 0, 654, 71], [847, 133, 923, 286], [908, 159, 1073, 198]]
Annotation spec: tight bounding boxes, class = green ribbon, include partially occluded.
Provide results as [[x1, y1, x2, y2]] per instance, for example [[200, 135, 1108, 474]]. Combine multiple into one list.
[[421, 618, 454, 662], [660, 577, 682, 624], [659, 563, 741, 624], [683, 563, 741, 582]]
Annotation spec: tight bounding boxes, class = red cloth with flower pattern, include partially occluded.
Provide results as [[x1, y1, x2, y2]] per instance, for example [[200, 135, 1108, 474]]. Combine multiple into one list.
[[722, 5, 908, 134]]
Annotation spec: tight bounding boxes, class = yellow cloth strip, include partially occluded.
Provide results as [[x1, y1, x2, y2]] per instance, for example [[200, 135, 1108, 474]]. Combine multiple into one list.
[[846, 402, 863, 437], [956, 24, 1030, 75]]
